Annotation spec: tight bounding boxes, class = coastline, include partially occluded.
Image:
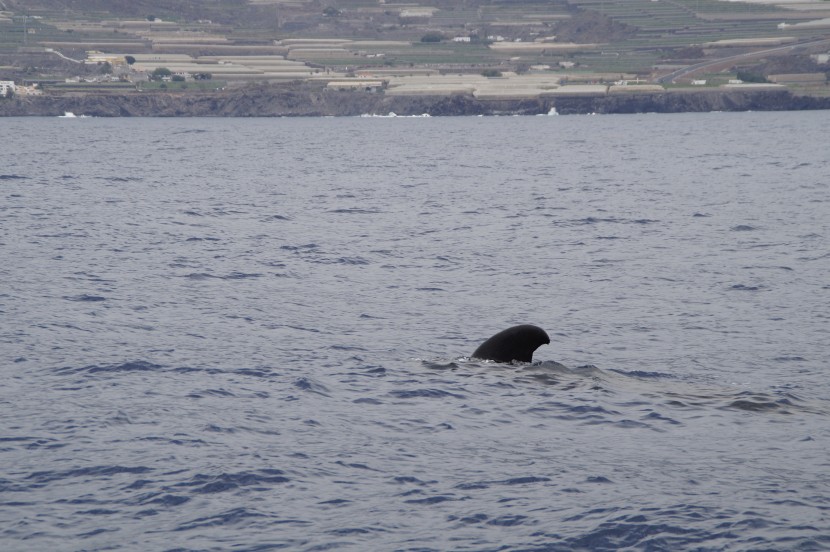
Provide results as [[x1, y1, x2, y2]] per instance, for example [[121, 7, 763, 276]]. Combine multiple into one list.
[[2, 84, 830, 117]]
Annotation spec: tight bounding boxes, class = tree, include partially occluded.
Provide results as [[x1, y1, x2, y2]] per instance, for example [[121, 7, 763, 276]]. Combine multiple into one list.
[[151, 67, 172, 81], [99, 62, 113, 74], [124, 55, 136, 65], [736, 70, 767, 84], [420, 32, 444, 43], [323, 6, 341, 17], [481, 69, 502, 77], [172, 75, 185, 82]]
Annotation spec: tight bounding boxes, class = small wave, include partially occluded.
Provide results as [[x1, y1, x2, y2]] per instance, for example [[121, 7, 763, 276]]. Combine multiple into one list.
[[609, 369, 677, 379], [404, 495, 459, 505], [328, 208, 382, 214], [487, 514, 531, 526], [450, 513, 490, 524], [92, 361, 163, 373], [187, 388, 236, 399], [491, 362, 828, 417], [98, 176, 143, 183], [390, 388, 465, 399], [359, 313, 386, 319], [578, 217, 620, 225], [421, 360, 460, 370], [56, 361, 163, 375], [294, 377, 330, 396], [329, 344, 368, 351], [234, 367, 281, 378], [354, 397, 384, 405], [393, 476, 429, 486], [183, 272, 217, 280], [0, 174, 28, 180], [174, 507, 295, 532], [642, 411, 682, 425], [75, 508, 120, 516], [137, 493, 190, 507], [563, 518, 694, 550], [63, 294, 107, 302], [334, 461, 378, 471], [723, 390, 813, 413], [742, 265, 793, 271], [174, 470, 289, 494], [731, 224, 757, 231], [286, 325, 321, 333], [359, 112, 431, 118], [27, 465, 153, 486], [337, 256, 370, 265], [524, 402, 622, 424], [727, 398, 781, 412], [456, 476, 551, 490], [183, 272, 262, 280], [281, 243, 319, 251], [730, 284, 763, 291], [663, 386, 827, 415], [222, 272, 262, 280]]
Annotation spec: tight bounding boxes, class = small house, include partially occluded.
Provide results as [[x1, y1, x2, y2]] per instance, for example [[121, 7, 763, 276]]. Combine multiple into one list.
[[0, 80, 15, 97]]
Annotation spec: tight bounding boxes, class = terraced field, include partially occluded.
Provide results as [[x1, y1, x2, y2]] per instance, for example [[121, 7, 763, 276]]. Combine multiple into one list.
[[1, 0, 828, 96]]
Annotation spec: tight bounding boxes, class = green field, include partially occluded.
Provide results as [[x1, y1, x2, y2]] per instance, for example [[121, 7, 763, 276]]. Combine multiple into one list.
[[137, 80, 227, 91], [2, 0, 829, 92]]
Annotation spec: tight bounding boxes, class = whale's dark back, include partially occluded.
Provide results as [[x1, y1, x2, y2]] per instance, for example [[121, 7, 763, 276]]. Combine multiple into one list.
[[471, 325, 550, 363]]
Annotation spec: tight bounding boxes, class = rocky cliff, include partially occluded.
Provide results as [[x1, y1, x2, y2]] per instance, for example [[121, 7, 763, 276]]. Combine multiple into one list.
[[2, 84, 829, 117]]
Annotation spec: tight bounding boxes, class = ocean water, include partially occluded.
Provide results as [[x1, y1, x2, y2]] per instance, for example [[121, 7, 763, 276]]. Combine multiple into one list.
[[1, 112, 828, 551]]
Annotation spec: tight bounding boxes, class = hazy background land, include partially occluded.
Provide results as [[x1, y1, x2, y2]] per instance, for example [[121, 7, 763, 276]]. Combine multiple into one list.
[[1, 0, 830, 114]]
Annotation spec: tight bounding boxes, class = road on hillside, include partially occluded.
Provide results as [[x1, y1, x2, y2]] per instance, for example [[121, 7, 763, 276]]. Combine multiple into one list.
[[656, 36, 830, 83]]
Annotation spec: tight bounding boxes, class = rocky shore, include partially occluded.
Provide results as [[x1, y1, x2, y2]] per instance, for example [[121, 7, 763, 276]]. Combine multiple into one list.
[[2, 83, 830, 117]]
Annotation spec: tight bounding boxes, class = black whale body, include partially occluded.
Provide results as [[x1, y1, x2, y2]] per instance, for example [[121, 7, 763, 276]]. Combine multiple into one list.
[[471, 325, 550, 363]]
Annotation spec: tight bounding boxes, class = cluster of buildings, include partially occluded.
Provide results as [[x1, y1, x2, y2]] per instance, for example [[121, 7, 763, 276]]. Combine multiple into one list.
[[0, 80, 42, 97]]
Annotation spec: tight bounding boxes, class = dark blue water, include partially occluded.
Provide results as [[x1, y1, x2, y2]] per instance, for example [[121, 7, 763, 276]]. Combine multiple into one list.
[[1, 112, 829, 551]]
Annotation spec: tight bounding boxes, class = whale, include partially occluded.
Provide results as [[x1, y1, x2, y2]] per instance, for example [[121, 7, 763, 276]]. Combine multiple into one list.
[[471, 325, 550, 363]]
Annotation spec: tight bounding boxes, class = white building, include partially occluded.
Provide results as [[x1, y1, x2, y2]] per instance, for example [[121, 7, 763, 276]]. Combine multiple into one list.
[[0, 80, 15, 97]]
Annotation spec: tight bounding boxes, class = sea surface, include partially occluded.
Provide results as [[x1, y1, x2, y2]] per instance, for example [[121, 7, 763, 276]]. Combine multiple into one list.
[[1, 111, 828, 551]]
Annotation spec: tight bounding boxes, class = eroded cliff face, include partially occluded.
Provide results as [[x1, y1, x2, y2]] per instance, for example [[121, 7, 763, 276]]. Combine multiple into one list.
[[1, 85, 828, 117], [550, 90, 830, 115]]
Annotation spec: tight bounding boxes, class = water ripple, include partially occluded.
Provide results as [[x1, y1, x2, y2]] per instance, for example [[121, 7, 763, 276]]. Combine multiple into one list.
[[2, 113, 829, 552]]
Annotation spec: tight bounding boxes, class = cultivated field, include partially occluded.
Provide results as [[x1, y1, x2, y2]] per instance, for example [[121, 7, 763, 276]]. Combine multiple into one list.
[[1, 0, 828, 97]]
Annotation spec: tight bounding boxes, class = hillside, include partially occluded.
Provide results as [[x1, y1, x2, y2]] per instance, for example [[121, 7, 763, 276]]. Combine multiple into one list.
[[2, 0, 829, 112]]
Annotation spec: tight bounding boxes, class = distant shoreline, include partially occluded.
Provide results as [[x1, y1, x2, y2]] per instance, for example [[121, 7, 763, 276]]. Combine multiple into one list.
[[2, 85, 830, 117]]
